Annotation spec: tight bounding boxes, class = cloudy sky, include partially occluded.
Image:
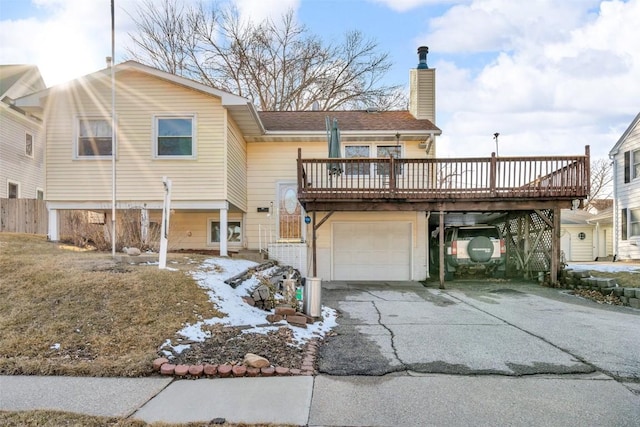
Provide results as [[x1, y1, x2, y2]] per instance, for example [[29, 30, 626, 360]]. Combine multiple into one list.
[[1, 0, 638, 160]]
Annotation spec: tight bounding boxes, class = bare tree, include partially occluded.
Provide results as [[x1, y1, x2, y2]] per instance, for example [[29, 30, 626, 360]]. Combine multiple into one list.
[[125, 0, 405, 111], [584, 158, 613, 211]]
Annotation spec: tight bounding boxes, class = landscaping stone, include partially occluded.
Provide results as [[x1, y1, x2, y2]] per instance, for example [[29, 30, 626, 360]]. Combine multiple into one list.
[[636, 289, 640, 299], [629, 298, 640, 309], [266, 314, 284, 323], [232, 365, 247, 377], [275, 306, 297, 316], [596, 278, 617, 288], [601, 287, 615, 296], [275, 366, 290, 375], [218, 364, 232, 378], [246, 367, 261, 377], [244, 353, 270, 368], [153, 357, 169, 371], [174, 364, 189, 376], [287, 315, 308, 328], [613, 288, 625, 297], [203, 364, 218, 376], [261, 367, 275, 376], [188, 364, 204, 377], [160, 364, 176, 376], [623, 288, 636, 298], [242, 296, 255, 306]]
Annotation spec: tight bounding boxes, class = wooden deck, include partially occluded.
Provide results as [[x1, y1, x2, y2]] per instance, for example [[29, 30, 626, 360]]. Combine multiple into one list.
[[297, 147, 590, 211]]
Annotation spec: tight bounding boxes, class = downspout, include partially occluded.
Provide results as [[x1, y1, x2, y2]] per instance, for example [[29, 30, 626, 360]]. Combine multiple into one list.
[[425, 211, 431, 278], [610, 155, 618, 259]]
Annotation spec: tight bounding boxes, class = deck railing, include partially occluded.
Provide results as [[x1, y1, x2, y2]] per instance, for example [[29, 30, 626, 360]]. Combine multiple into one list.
[[297, 147, 590, 201]]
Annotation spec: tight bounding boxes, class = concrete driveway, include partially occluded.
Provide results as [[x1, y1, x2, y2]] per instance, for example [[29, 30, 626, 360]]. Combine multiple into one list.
[[318, 280, 640, 380], [310, 280, 640, 426]]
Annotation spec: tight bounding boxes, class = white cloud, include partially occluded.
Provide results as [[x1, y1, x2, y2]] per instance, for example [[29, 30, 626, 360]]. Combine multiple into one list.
[[233, 0, 300, 24], [0, 0, 141, 86], [425, 0, 640, 158], [369, 0, 463, 13]]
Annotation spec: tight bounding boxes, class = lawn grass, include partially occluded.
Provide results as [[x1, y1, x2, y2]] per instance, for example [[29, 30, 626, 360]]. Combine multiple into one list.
[[0, 410, 291, 427], [0, 233, 222, 377]]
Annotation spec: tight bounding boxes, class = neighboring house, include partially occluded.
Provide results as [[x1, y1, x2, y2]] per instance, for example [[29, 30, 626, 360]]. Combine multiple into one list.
[[0, 65, 46, 199], [609, 112, 640, 260], [15, 51, 441, 280], [587, 206, 614, 260], [560, 208, 613, 262]]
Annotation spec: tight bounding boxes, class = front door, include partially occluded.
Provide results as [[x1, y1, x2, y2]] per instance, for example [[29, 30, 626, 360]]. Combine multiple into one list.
[[278, 183, 302, 242]]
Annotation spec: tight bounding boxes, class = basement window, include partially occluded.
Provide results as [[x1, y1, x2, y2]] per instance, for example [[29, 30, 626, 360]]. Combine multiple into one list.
[[209, 220, 242, 245]]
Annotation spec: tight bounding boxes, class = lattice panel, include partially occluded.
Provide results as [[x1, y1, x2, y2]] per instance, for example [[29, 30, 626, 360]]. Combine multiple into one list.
[[497, 209, 554, 277]]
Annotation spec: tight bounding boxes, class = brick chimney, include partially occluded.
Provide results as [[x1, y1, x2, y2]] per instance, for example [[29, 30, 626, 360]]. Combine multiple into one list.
[[409, 46, 436, 123]]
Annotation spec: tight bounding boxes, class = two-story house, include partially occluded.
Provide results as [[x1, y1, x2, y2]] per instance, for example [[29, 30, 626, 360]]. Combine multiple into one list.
[[15, 48, 590, 283], [609, 112, 640, 260], [0, 65, 46, 199], [14, 49, 441, 281]]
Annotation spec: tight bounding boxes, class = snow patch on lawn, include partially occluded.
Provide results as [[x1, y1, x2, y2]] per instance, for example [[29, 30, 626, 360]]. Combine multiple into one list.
[[567, 263, 640, 273], [162, 257, 337, 356]]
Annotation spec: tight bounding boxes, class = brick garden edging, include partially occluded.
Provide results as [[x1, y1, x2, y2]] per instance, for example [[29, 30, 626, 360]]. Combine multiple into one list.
[[562, 269, 640, 308], [152, 338, 320, 379]]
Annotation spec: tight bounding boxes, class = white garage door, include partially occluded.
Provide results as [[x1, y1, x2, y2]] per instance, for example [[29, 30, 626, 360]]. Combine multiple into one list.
[[332, 222, 412, 280]]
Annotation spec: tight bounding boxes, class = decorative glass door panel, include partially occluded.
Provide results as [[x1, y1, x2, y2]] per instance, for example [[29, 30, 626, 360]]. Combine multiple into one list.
[[278, 183, 302, 241]]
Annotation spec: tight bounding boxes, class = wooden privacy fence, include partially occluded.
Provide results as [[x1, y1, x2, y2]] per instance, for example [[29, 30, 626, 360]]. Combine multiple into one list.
[[0, 198, 48, 234]]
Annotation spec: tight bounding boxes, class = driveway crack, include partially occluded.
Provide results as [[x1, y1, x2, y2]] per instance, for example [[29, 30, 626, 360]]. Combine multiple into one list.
[[441, 291, 610, 378], [370, 300, 404, 367]]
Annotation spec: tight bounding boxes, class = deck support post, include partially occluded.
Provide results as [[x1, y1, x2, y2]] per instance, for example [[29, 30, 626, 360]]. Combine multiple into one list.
[[439, 209, 445, 289], [551, 207, 560, 285]]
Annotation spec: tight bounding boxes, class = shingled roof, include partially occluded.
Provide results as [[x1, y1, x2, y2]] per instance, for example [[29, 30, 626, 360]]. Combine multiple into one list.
[[258, 110, 440, 133]]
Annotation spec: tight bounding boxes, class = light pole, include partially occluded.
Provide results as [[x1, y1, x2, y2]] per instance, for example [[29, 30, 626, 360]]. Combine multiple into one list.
[[493, 132, 500, 157]]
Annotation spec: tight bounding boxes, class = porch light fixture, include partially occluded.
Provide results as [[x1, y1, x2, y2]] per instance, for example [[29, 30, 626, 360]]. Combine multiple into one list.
[[305, 215, 311, 224]]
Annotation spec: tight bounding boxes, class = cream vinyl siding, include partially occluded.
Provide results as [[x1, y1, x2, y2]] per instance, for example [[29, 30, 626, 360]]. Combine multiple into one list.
[[226, 118, 248, 211], [245, 139, 432, 251], [614, 118, 640, 259], [44, 70, 227, 202], [160, 211, 243, 250], [0, 105, 44, 198]]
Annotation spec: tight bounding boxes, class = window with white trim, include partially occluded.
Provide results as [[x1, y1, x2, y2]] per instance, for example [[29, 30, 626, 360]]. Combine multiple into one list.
[[633, 149, 640, 180], [377, 145, 403, 175], [36, 189, 44, 200], [77, 118, 112, 157], [8, 181, 19, 198], [209, 220, 242, 245], [630, 208, 640, 236], [154, 115, 195, 158], [25, 133, 33, 157], [344, 144, 404, 176], [344, 145, 370, 175]]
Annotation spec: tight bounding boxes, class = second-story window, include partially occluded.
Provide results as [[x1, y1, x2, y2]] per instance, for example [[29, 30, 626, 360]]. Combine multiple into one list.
[[154, 115, 196, 158], [377, 145, 403, 175], [633, 149, 640, 179], [25, 133, 33, 157], [344, 145, 370, 175], [77, 118, 112, 157]]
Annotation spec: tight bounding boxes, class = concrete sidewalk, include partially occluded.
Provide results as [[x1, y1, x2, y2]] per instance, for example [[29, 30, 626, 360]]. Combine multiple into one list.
[[2, 373, 640, 426]]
